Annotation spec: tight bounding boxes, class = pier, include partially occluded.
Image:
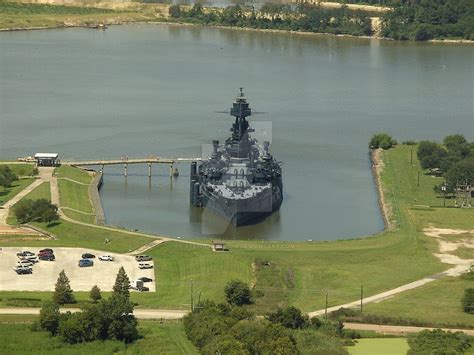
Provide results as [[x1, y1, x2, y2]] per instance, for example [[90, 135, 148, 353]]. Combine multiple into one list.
[[63, 157, 201, 177]]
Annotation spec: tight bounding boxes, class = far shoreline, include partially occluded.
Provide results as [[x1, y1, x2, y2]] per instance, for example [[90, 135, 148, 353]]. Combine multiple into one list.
[[1, 20, 473, 45]]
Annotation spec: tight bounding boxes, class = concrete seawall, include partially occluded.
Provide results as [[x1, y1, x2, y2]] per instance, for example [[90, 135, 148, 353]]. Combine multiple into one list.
[[90, 171, 105, 225]]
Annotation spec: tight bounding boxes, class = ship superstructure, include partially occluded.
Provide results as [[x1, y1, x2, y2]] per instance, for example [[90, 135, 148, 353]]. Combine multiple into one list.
[[190, 89, 283, 226]]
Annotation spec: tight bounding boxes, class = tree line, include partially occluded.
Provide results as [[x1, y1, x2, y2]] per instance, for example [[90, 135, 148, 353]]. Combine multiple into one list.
[[169, 3, 373, 37], [380, 0, 474, 40], [34, 267, 139, 344]]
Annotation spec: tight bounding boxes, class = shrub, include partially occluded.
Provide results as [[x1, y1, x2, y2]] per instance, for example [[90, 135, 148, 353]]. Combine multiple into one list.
[[461, 288, 474, 314], [407, 329, 471, 354], [267, 306, 309, 329], [369, 133, 397, 150], [38, 301, 61, 335], [224, 280, 252, 306]]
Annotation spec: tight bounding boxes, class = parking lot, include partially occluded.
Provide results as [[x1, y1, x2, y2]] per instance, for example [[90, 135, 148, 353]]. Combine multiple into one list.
[[0, 247, 155, 292]]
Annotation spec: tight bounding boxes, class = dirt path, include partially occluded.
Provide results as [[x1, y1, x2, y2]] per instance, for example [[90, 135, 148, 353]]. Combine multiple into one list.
[[344, 322, 474, 336], [308, 226, 473, 318], [127, 239, 166, 255], [0, 307, 188, 320]]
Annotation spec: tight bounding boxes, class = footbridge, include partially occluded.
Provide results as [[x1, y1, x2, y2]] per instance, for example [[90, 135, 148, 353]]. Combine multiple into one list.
[[62, 157, 201, 177]]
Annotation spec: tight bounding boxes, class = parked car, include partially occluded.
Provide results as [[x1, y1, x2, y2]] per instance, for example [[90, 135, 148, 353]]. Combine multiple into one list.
[[39, 248, 53, 254], [17, 251, 34, 258], [98, 255, 114, 261], [138, 286, 150, 292], [17, 259, 33, 267], [14, 266, 32, 275], [25, 256, 38, 263], [130, 280, 144, 290], [39, 253, 55, 261], [81, 253, 96, 259], [138, 263, 153, 269], [138, 277, 153, 283], [78, 259, 94, 267], [135, 255, 152, 262]]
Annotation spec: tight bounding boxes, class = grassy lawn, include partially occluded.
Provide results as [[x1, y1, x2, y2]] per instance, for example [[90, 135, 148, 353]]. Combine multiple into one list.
[[0, 319, 197, 354], [347, 338, 409, 355], [0, 219, 152, 253], [0, 163, 36, 176], [0, 178, 35, 206], [0, 1, 167, 30], [55, 166, 93, 185], [363, 276, 474, 328]]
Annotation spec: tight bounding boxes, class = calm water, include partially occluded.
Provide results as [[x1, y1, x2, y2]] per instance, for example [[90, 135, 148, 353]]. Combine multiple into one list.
[[1, 25, 472, 240]]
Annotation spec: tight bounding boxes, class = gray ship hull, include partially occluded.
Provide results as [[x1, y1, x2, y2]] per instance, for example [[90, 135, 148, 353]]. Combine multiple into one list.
[[201, 186, 283, 226]]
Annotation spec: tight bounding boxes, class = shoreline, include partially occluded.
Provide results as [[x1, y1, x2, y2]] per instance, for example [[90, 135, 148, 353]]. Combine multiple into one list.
[[1, 19, 473, 44], [371, 148, 394, 231]]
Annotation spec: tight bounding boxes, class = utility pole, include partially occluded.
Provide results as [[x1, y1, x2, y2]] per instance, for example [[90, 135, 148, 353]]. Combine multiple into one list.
[[410, 149, 413, 165], [417, 170, 420, 187], [360, 285, 363, 313], [325, 290, 328, 318], [190, 280, 194, 312]]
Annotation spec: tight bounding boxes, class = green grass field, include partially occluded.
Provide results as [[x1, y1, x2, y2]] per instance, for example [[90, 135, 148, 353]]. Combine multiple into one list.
[[0, 178, 35, 206], [348, 338, 409, 355], [364, 276, 474, 327], [0, 319, 197, 354], [0, 163, 36, 176]]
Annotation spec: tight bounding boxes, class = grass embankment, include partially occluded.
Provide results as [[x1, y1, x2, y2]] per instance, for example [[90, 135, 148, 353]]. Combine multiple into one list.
[[0, 163, 37, 206], [0, 0, 166, 30], [348, 338, 409, 355], [56, 166, 95, 223], [0, 319, 197, 354]]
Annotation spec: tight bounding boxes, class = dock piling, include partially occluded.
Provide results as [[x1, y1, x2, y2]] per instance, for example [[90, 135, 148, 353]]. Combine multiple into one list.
[[148, 163, 152, 178], [124, 163, 128, 177]]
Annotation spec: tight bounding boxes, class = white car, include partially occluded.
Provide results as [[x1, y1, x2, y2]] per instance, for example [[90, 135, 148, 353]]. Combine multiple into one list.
[[98, 255, 114, 261], [17, 259, 33, 267], [138, 263, 153, 269]]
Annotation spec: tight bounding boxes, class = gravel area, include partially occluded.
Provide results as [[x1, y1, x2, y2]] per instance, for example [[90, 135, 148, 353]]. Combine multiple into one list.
[[0, 247, 155, 292]]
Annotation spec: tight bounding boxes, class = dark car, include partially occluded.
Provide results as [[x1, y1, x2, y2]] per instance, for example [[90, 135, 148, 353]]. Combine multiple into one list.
[[17, 251, 34, 258], [78, 259, 94, 267], [81, 253, 96, 259], [15, 267, 32, 275], [138, 286, 150, 292], [39, 253, 55, 261], [39, 248, 54, 254], [135, 255, 152, 262], [138, 277, 153, 283]]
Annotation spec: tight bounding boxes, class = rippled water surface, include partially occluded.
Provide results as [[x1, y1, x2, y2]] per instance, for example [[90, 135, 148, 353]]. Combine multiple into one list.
[[1, 25, 472, 240]]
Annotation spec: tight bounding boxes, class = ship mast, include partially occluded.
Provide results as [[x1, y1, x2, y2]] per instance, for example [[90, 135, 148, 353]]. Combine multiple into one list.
[[230, 88, 252, 141]]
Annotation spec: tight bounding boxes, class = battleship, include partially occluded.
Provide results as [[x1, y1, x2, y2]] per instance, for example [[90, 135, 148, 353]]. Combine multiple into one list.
[[190, 89, 283, 226]]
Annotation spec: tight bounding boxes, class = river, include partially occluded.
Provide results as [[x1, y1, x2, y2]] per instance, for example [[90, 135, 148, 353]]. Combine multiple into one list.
[[1, 24, 472, 240]]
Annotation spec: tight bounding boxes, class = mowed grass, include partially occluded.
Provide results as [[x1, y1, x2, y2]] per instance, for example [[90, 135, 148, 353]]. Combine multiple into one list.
[[347, 338, 409, 355], [0, 319, 197, 354], [0, 219, 152, 253], [0, 163, 36, 176], [57, 166, 96, 223], [6, 181, 51, 225], [364, 276, 474, 327], [0, 178, 35, 206]]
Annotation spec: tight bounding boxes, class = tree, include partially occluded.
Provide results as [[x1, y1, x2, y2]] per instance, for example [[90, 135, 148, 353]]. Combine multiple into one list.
[[168, 4, 181, 18], [0, 166, 18, 188], [224, 280, 252, 306], [38, 301, 61, 335], [41, 208, 59, 226], [407, 329, 471, 354], [113, 267, 130, 298], [267, 306, 309, 329], [202, 334, 250, 355], [53, 270, 75, 305], [13, 199, 58, 224], [369, 133, 397, 150], [90, 285, 102, 302], [462, 288, 474, 314], [417, 141, 448, 170], [446, 158, 474, 188]]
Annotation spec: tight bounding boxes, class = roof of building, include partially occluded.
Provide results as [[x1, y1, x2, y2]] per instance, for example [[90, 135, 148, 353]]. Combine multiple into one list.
[[34, 153, 59, 159], [212, 240, 226, 245]]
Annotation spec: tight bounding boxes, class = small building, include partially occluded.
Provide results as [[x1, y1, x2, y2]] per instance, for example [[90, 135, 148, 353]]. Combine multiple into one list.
[[212, 240, 227, 252], [34, 153, 60, 167]]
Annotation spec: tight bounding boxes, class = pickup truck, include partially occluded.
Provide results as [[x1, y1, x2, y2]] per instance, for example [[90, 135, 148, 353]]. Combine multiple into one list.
[[98, 255, 115, 262]]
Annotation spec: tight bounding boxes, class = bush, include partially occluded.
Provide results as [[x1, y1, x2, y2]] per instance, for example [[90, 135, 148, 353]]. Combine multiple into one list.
[[407, 329, 471, 354], [224, 280, 252, 306], [38, 301, 61, 335], [267, 306, 309, 329], [369, 133, 397, 150], [461, 288, 474, 314]]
